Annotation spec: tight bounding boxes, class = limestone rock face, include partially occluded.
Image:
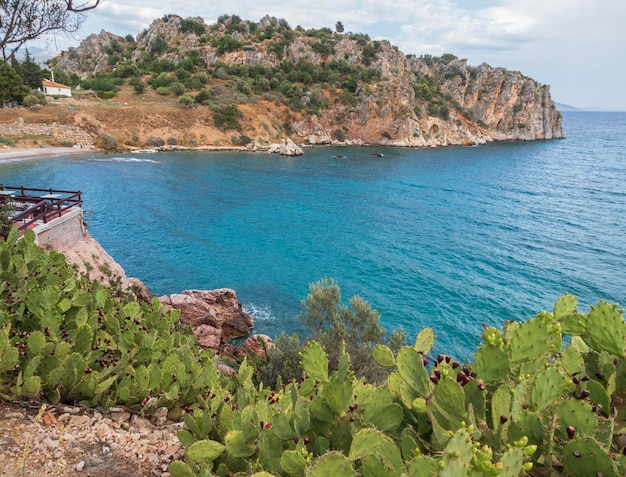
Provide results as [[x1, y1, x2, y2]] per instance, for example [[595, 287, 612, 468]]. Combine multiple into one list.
[[53, 30, 125, 78], [50, 14, 565, 147], [409, 58, 565, 141], [159, 288, 254, 352]]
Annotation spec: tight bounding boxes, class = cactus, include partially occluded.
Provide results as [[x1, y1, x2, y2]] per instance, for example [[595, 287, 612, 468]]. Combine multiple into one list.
[[350, 428, 407, 474], [396, 346, 432, 396], [584, 302, 626, 357], [324, 374, 354, 415], [490, 381, 513, 431], [530, 367, 565, 412], [442, 428, 473, 462], [309, 452, 355, 477], [168, 461, 197, 477], [185, 439, 225, 464], [560, 344, 584, 376], [560, 438, 619, 477], [430, 377, 466, 432], [585, 379, 611, 417], [474, 343, 509, 383], [300, 341, 329, 383], [372, 344, 395, 367], [348, 428, 390, 461], [361, 386, 403, 432], [413, 328, 435, 355], [368, 403, 403, 432], [554, 294, 587, 336], [225, 430, 256, 458], [280, 449, 307, 476], [405, 455, 438, 476], [463, 380, 486, 424], [508, 410, 542, 447], [498, 447, 524, 477], [509, 316, 550, 362], [583, 302, 626, 358], [554, 399, 598, 441]]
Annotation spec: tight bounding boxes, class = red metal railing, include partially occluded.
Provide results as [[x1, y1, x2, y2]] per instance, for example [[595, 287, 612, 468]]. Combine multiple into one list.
[[0, 185, 82, 236]]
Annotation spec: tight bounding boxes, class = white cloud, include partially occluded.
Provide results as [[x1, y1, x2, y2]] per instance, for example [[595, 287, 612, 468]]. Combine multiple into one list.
[[27, 0, 626, 110]]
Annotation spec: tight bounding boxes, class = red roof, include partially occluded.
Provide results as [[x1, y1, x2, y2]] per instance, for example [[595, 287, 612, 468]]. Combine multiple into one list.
[[42, 80, 70, 89]]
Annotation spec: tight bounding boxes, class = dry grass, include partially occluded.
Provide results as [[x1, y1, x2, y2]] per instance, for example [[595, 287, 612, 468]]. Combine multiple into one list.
[[0, 85, 302, 149]]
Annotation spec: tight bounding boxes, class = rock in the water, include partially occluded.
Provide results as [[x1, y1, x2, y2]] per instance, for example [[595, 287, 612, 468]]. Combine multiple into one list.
[[159, 288, 254, 352], [160, 293, 220, 328], [267, 138, 304, 156]]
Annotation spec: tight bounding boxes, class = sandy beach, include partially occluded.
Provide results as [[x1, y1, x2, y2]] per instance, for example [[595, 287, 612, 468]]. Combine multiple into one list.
[[0, 146, 96, 164]]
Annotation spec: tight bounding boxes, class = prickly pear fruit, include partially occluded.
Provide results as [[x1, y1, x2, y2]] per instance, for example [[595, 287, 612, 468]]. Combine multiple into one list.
[[567, 426, 576, 439]]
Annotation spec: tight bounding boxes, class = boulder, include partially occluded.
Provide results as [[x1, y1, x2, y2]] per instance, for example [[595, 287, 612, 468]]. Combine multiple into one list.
[[240, 334, 273, 359], [160, 293, 219, 328], [193, 324, 221, 349], [267, 138, 303, 156], [182, 289, 253, 338], [159, 288, 254, 352], [128, 277, 153, 302]]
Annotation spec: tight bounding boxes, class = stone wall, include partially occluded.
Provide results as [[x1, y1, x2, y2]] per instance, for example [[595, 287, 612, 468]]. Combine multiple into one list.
[[0, 118, 93, 146], [34, 208, 86, 249]]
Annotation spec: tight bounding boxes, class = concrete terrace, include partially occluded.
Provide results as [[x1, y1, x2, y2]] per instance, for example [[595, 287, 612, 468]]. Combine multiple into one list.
[[1, 185, 85, 248]]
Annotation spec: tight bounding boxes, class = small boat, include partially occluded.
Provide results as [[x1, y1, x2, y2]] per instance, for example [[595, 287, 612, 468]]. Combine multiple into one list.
[[131, 149, 157, 154]]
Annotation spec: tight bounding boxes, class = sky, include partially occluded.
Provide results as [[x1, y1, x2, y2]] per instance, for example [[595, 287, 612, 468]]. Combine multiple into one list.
[[28, 0, 626, 110]]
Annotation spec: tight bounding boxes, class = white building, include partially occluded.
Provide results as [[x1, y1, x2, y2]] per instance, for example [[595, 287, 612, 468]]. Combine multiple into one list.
[[41, 80, 72, 97]]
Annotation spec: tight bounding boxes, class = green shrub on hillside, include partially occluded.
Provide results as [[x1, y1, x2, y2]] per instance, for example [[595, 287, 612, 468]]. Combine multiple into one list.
[[178, 94, 195, 106], [211, 104, 242, 130], [97, 91, 116, 99], [99, 134, 118, 149], [145, 136, 165, 147], [258, 278, 406, 388], [23, 89, 47, 107]]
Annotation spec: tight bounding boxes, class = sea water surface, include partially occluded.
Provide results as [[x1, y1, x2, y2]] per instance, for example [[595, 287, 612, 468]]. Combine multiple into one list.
[[2, 111, 625, 359]]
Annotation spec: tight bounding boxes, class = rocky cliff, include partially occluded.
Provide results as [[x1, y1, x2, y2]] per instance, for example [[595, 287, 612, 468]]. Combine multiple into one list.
[[49, 15, 565, 148]]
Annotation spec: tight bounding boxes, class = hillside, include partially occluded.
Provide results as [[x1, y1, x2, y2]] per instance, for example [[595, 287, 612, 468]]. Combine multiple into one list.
[[2, 14, 565, 150]]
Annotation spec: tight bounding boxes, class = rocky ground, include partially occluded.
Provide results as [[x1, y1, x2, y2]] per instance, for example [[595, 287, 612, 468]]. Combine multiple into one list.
[[0, 400, 184, 477]]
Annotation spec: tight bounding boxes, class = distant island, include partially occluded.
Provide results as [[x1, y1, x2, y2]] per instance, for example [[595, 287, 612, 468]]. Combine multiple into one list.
[[555, 102, 584, 112], [1, 14, 565, 151]]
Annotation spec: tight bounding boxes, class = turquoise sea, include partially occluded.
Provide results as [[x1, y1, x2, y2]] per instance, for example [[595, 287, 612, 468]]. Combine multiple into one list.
[[1, 111, 625, 360]]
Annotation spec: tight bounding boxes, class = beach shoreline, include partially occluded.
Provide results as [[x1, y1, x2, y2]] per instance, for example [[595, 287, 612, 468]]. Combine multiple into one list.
[[0, 146, 97, 164]]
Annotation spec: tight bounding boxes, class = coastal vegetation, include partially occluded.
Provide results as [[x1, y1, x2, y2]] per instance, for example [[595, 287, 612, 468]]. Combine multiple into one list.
[[1, 227, 626, 476]]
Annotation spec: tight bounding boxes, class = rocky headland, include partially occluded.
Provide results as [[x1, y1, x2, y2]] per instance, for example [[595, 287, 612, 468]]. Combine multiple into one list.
[[1, 14, 565, 152]]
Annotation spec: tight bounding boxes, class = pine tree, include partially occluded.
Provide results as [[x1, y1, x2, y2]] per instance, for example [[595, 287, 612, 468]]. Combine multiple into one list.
[[20, 49, 43, 89], [0, 65, 29, 103]]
